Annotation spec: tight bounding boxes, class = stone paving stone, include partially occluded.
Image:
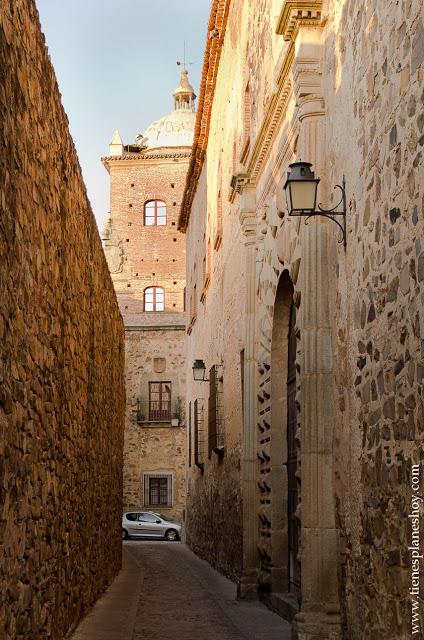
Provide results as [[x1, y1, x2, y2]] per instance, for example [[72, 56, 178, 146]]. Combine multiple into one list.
[[71, 542, 291, 640]]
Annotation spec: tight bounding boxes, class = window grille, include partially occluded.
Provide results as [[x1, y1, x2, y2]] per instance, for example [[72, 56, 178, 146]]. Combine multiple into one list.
[[188, 401, 192, 467], [208, 365, 224, 457], [194, 398, 204, 469], [241, 83, 251, 161], [214, 191, 223, 249], [143, 474, 172, 507]]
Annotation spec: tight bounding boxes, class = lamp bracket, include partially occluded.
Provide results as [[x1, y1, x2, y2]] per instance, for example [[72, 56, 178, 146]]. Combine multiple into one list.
[[291, 177, 347, 247]]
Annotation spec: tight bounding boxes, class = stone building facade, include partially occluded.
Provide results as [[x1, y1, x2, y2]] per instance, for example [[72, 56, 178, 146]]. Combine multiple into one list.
[[102, 73, 194, 522], [0, 2, 125, 638], [180, 0, 424, 638]]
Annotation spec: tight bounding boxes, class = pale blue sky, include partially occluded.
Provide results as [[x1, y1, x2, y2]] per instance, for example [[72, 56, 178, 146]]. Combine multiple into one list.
[[36, 0, 210, 230]]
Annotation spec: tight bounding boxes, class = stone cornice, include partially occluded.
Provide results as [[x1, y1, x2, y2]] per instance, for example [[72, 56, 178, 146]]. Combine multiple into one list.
[[178, 0, 232, 232], [102, 149, 192, 171], [275, 1, 323, 41], [246, 2, 323, 184]]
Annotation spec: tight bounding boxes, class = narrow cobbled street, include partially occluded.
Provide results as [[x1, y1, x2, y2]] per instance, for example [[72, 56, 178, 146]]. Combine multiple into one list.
[[71, 542, 291, 640]]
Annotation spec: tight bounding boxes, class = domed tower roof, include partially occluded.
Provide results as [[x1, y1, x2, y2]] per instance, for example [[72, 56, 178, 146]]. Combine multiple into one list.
[[141, 69, 196, 151], [173, 68, 196, 110]]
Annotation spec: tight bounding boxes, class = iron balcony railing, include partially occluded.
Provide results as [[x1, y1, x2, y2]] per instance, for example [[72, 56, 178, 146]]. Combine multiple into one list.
[[136, 398, 182, 424]]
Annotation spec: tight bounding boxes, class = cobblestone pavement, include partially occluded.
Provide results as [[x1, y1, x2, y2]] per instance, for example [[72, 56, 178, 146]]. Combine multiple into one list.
[[71, 542, 291, 640]]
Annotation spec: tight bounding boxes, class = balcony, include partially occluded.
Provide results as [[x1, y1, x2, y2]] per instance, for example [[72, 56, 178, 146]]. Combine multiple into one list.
[[136, 398, 182, 425]]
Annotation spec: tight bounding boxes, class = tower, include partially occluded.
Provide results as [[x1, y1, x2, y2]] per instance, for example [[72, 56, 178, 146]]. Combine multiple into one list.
[[102, 69, 196, 522]]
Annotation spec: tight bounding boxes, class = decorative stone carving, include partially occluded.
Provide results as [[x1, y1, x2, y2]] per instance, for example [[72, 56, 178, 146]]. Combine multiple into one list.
[[105, 240, 124, 274], [275, 1, 323, 41], [154, 357, 166, 373]]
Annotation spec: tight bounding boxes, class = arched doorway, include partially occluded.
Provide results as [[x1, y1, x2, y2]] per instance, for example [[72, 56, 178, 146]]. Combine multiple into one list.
[[270, 271, 300, 598]]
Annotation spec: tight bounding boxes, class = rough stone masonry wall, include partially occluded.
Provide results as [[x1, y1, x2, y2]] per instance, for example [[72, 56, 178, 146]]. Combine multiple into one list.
[[0, 2, 125, 639], [324, 0, 424, 637], [123, 328, 187, 523]]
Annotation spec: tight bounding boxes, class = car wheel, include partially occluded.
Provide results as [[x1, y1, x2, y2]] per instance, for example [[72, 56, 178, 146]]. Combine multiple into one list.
[[122, 528, 129, 540], [165, 528, 179, 542]]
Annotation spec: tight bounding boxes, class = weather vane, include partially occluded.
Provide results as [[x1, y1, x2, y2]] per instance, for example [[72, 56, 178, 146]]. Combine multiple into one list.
[[177, 41, 195, 69]]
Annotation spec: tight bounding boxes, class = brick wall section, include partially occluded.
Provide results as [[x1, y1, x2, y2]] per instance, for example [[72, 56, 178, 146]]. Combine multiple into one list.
[[0, 2, 125, 638], [102, 149, 189, 524], [103, 155, 189, 324]]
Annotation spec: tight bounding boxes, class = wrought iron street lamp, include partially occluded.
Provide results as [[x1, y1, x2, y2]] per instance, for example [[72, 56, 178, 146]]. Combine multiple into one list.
[[192, 359, 208, 382], [283, 161, 347, 247]]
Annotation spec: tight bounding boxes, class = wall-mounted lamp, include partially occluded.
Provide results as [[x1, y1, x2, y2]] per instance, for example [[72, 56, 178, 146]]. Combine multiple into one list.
[[283, 162, 347, 247], [192, 359, 208, 382]]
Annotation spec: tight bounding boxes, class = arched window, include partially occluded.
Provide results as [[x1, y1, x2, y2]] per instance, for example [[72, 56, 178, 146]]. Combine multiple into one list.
[[144, 287, 165, 312], [144, 200, 166, 226]]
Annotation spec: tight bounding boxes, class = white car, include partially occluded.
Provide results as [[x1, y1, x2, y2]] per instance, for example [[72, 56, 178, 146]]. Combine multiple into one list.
[[122, 511, 182, 541]]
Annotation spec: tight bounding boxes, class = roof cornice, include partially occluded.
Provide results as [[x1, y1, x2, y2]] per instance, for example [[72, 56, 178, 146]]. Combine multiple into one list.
[[275, 1, 323, 41], [178, 0, 232, 232], [102, 149, 192, 171]]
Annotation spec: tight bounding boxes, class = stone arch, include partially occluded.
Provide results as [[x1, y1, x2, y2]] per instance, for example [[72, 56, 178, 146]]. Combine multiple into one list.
[[270, 269, 298, 596]]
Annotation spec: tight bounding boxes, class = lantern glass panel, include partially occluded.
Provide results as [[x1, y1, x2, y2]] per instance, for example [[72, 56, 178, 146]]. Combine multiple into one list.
[[290, 180, 317, 212], [193, 362, 206, 381]]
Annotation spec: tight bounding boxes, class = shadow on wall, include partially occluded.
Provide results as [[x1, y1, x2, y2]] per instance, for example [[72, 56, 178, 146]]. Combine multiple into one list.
[[0, 1, 125, 638]]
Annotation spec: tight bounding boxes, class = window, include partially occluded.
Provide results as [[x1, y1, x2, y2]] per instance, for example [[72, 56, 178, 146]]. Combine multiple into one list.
[[144, 287, 165, 311], [193, 284, 197, 317], [149, 382, 171, 421], [208, 365, 224, 457], [138, 512, 159, 522], [214, 190, 223, 249], [194, 399, 204, 469], [188, 401, 192, 467], [144, 200, 166, 226], [240, 83, 251, 165], [126, 512, 139, 521], [144, 474, 172, 507]]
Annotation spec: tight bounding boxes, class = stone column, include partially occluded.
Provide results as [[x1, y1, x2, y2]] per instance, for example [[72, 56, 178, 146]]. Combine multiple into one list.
[[238, 186, 259, 599], [292, 92, 342, 638]]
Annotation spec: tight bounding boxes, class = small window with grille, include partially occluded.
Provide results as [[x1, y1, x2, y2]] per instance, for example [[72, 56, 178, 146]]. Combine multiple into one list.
[[208, 365, 224, 457], [194, 398, 205, 470], [188, 401, 192, 468], [143, 474, 173, 507]]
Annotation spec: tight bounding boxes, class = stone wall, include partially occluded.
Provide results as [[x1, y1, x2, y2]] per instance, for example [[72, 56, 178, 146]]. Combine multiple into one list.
[[123, 327, 186, 522], [182, 0, 424, 637], [0, 2, 125, 638], [186, 450, 243, 582], [324, 0, 424, 637]]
